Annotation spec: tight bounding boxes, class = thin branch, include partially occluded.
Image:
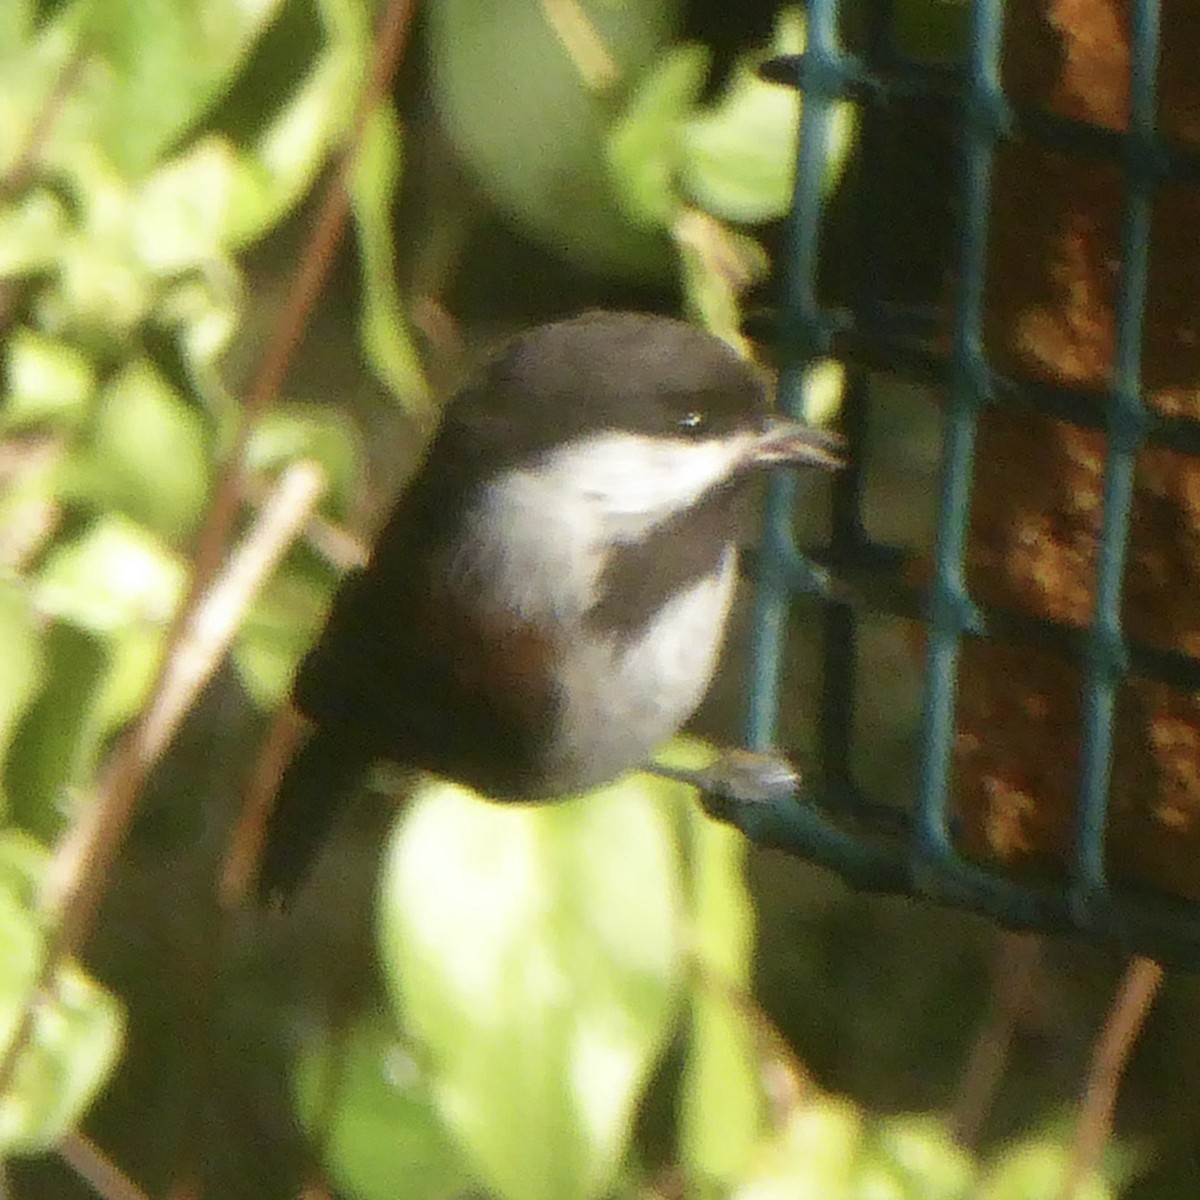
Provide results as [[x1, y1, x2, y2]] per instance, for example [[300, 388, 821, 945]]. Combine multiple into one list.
[[43, 461, 327, 916], [1058, 955, 1163, 1200], [0, 463, 325, 1097], [174, 0, 420, 621], [296, 1183, 335, 1200], [953, 932, 1042, 1147], [57, 1132, 154, 1200], [218, 704, 307, 910], [538, 0, 618, 90], [0, 53, 87, 331], [689, 958, 814, 1125], [0, 54, 85, 198], [243, 471, 367, 570]]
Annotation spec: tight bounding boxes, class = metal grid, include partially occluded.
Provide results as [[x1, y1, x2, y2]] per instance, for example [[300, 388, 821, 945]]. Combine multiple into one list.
[[729, 0, 1200, 967]]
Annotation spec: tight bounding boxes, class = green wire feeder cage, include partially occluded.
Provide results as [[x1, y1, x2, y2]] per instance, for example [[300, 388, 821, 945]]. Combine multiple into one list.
[[717, 0, 1200, 968]]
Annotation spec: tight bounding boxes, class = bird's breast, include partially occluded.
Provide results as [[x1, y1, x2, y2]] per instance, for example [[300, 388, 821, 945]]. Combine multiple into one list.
[[542, 547, 738, 793]]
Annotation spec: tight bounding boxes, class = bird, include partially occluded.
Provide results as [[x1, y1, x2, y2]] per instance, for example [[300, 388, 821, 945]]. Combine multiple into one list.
[[257, 311, 842, 903]]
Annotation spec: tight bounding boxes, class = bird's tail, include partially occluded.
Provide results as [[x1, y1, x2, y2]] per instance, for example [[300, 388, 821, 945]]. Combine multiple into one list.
[[258, 727, 369, 906]]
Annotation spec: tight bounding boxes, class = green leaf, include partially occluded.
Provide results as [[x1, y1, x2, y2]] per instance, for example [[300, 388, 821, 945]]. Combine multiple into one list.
[[3, 328, 97, 431], [233, 562, 334, 709], [979, 1140, 1108, 1200], [156, 275, 242, 376], [870, 1115, 974, 1200], [350, 105, 432, 415], [0, 839, 125, 1154], [0, 0, 33, 58], [0, 11, 82, 182], [893, 0, 971, 61], [244, 403, 361, 520], [36, 155, 152, 349], [131, 137, 240, 273], [426, 0, 682, 280], [4, 624, 107, 841], [227, 0, 371, 242], [797, 358, 847, 426], [976, 1120, 1143, 1200], [35, 514, 186, 637], [0, 191, 69, 279], [0, 583, 45, 816], [79, 0, 286, 176], [92, 626, 166, 738], [0, 831, 48, 911], [607, 43, 709, 230], [71, 359, 210, 542], [730, 1096, 864, 1199], [379, 776, 687, 1200], [681, 7, 856, 225], [295, 1010, 473, 1200], [671, 745, 762, 1182]]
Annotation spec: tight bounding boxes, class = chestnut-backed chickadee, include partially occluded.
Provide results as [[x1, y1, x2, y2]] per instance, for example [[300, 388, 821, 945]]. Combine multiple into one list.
[[258, 311, 842, 902]]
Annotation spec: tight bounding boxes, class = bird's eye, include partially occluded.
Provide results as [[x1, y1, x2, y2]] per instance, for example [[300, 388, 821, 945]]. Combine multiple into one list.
[[678, 410, 707, 433]]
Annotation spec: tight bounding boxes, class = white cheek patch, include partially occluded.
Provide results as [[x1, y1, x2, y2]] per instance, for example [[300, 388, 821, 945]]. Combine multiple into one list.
[[535, 430, 754, 537], [458, 431, 751, 624]]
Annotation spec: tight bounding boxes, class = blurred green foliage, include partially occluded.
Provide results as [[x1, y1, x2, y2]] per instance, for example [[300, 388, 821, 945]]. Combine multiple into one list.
[[0, 0, 1143, 1197], [0, 833, 123, 1154]]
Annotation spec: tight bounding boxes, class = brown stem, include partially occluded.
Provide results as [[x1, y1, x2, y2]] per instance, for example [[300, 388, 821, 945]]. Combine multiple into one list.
[[952, 932, 1042, 1147], [1058, 955, 1163, 1200], [57, 1132, 154, 1200]]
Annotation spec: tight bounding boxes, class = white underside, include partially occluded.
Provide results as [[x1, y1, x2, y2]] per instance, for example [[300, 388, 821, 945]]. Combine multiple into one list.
[[544, 548, 736, 792]]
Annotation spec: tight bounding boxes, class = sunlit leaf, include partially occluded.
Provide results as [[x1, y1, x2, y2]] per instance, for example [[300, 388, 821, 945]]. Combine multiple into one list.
[[0, 10, 82, 180], [379, 776, 686, 1200], [0, 831, 47, 910], [798, 358, 847, 427], [71, 359, 210, 542], [426, 0, 682, 280], [227, 0, 370, 242], [0, 191, 69, 278], [2, 328, 96, 431], [233, 562, 334, 708], [731, 1096, 864, 1200], [36, 154, 151, 348], [79, 0, 286, 175], [668, 742, 763, 1182], [607, 43, 708, 230], [0, 584, 44, 815], [4, 624, 106, 841], [979, 1139, 1112, 1200], [36, 514, 186, 636], [156, 275, 242, 376], [294, 1010, 473, 1200], [92, 625, 165, 738], [245, 403, 361, 520], [681, 8, 856, 225], [350, 105, 432, 415], [0, 840, 125, 1154], [131, 137, 239, 273], [674, 210, 769, 353], [0, 0, 34, 57], [870, 1115, 974, 1200]]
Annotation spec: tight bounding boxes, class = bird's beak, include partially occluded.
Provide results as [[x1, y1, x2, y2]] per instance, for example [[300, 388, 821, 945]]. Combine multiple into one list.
[[751, 417, 845, 470]]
